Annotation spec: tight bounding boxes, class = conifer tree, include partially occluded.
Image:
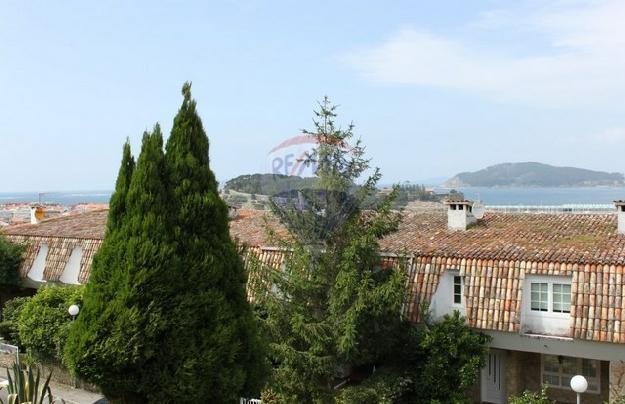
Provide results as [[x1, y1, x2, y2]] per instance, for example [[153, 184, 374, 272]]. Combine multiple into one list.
[[159, 82, 266, 402], [106, 140, 135, 233], [65, 128, 176, 402], [257, 97, 408, 402]]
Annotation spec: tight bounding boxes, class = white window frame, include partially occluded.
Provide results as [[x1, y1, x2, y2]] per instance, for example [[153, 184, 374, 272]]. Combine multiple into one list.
[[541, 354, 600, 394], [527, 279, 571, 315], [452, 274, 463, 306]]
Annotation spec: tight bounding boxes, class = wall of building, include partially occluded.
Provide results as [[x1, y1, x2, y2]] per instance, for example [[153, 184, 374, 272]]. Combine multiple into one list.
[[504, 350, 608, 404], [429, 270, 466, 320]]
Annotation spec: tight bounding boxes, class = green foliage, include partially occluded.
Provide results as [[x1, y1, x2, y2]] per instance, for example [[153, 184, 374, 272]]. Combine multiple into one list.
[[393, 184, 439, 208], [224, 173, 320, 196], [415, 311, 490, 403], [65, 83, 265, 403], [258, 97, 408, 401], [225, 193, 249, 206], [162, 82, 266, 402], [0, 296, 30, 345], [509, 386, 555, 404], [64, 126, 177, 402], [17, 286, 83, 362], [2, 362, 65, 404], [0, 235, 24, 287], [335, 368, 414, 404], [106, 139, 135, 234]]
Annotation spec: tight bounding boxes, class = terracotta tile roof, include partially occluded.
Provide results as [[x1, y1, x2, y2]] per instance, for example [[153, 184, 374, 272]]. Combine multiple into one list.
[[5, 208, 625, 344], [381, 212, 625, 265], [229, 210, 283, 246], [4, 235, 102, 283], [232, 211, 625, 265], [3, 210, 107, 239]]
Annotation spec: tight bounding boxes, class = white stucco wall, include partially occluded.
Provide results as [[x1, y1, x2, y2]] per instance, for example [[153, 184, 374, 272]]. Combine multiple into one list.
[[520, 275, 572, 337], [430, 270, 466, 319], [27, 244, 48, 282], [59, 246, 82, 284]]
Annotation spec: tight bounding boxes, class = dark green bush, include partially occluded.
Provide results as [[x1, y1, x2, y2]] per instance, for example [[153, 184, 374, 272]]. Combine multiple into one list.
[[335, 368, 413, 404], [18, 285, 83, 362], [415, 311, 491, 403], [0, 296, 31, 345], [0, 235, 24, 286]]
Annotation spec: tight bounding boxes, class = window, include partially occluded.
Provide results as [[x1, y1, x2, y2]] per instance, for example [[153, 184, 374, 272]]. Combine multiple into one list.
[[552, 283, 571, 313], [530, 281, 570, 314], [541, 355, 600, 393], [531, 283, 548, 311], [453, 275, 462, 304]]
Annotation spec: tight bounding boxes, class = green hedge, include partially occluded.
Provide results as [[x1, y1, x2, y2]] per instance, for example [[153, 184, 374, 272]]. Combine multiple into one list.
[[0, 296, 31, 345], [0, 235, 23, 286], [17, 285, 84, 362]]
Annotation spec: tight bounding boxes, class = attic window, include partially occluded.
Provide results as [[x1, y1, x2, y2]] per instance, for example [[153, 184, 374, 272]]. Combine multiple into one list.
[[530, 283, 548, 312], [530, 281, 570, 313], [552, 284, 571, 313], [453, 275, 462, 304]]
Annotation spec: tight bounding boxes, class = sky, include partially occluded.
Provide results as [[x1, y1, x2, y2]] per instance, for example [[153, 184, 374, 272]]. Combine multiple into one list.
[[1, 0, 625, 192]]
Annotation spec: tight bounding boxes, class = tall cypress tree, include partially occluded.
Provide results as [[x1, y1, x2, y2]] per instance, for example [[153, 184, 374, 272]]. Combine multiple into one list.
[[106, 140, 135, 234], [65, 127, 176, 403], [161, 82, 265, 402]]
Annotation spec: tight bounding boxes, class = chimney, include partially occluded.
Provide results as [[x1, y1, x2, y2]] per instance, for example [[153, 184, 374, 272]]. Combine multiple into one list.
[[444, 200, 477, 231], [615, 201, 625, 234], [30, 206, 44, 224]]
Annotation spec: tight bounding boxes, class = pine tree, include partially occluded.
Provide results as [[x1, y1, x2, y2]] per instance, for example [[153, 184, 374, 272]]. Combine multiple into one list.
[[65, 127, 176, 402], [158, 82, 266, 402], [259, 97, 407, 402]]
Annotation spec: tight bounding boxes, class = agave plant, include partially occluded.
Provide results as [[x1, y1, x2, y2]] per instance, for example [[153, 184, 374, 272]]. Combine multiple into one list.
[[0, 362, 65, 404]]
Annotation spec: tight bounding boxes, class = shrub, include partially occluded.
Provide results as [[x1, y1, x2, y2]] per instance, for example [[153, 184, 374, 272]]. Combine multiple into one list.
[[335, 368, 413, 404], [0, 235, 24, 287], [509, 386, 555, 404], [415, 311, 491, 403], [18, 285, 83, 362], [0, 296, 31, 345]]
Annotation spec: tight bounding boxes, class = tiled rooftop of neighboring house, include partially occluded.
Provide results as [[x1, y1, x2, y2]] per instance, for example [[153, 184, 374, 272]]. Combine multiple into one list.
[[9, 208, 625, 266], [231, 210, 625, 265], [383, 211, 625, 265], [6, 207, 625, 343], [4, 210, 107, 239]]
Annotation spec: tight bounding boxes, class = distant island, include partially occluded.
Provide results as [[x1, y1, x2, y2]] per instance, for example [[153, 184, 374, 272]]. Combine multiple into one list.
[[445, 162, 625, 187], [222, 173, 458, 210]]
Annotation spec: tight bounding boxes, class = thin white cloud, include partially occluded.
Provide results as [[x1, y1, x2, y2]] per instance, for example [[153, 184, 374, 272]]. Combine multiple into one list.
[[344, 1, 625, 107]]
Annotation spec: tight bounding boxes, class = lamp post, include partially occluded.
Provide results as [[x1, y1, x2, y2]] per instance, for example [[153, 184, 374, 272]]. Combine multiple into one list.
[[68, 304, 80, 321], [570, 375, 588, 404]]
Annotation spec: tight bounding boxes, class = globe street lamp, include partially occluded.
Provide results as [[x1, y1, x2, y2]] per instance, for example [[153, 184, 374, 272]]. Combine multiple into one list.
[[68, 304, 80, 320], [570, 375, 588, 404]]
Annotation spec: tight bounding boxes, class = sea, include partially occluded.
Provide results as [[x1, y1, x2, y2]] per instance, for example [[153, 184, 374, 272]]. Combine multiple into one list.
[[0, 191, 113, 206], [445, 186, 625, 206], [1, 187, 625, 206]]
